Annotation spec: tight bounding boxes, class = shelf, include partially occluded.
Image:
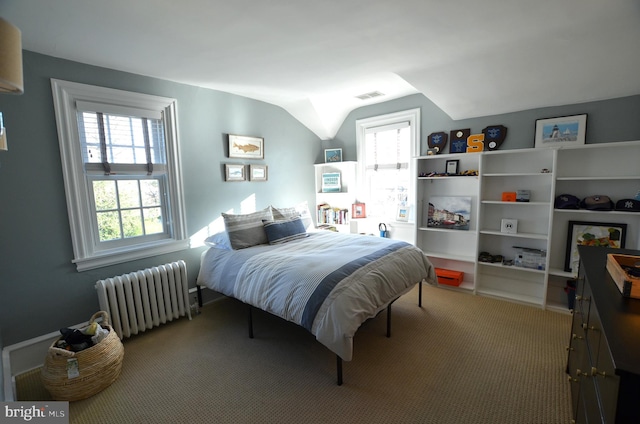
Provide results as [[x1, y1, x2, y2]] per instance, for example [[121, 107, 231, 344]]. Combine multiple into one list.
[[483, 173, 553, 177], [554, 208, 640, 216], [548, 267, 576, 278], [423, 251, 476, 263], [418, 226, 477, 234], [475, 287, 544, 306], [482, 201, 550, 206], [478, 262, 546, 274], [556, 176, 640, 181], [418, 176, 479, 181], [479, 230, 548, 240]]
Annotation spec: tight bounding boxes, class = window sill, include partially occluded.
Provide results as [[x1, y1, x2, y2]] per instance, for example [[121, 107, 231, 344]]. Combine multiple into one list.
[[73, 239, 190, 272]]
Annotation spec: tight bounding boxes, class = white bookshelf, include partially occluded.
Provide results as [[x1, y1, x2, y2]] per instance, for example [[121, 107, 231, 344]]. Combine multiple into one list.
[[415, 140, 640, 311]]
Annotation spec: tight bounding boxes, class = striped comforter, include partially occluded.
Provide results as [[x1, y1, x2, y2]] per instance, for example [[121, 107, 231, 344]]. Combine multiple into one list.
[[196, 231, 435, 361]]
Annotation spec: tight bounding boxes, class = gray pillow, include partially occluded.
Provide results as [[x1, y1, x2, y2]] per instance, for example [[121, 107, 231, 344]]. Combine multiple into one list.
[[222, 206, 274, 249]]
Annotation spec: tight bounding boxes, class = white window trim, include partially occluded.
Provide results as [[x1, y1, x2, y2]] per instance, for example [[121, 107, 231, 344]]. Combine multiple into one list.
[[51, 79, 189, 271], [355, 108, 420, 222]]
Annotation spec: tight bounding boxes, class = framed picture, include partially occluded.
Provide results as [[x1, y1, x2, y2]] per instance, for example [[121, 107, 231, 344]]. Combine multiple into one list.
[[564, 220, 627, 273], [396, 206, 410, 222], [324, 148, 342, 163], [352, 202, 366, 219], [534, 114, 587, 148], [427, 196, 471, 230], [229, 134, 264, 159], [224, 164, 245, 182], [445, 159, 459, 175], [321, 172, 341, 193], [249, 164, 268, 181]]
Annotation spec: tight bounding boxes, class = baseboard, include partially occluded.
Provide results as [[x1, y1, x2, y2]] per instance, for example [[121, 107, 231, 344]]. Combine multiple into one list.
[[2, 319, 92, 402]]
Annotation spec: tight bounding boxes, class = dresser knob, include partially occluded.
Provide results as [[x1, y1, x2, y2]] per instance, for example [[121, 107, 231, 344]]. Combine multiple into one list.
[[572, 333, 583, 340], [576, 369, 587, 377], [591, 367, 606, 378]]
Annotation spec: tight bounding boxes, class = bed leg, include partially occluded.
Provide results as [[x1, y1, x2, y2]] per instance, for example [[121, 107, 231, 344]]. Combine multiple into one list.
[[248, 305, 254, 339], [386, 302, 392, 338], [336, 355, 343, 386], [418, 281, 423, 307], [197, 285, 203, 308]]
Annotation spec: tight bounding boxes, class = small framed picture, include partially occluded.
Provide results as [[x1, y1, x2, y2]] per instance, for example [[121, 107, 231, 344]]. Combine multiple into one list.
[[534, 114, 587, 148], [445, 159, 459, 175], [224, 164, 245, 181], [396, 206, 410, 222], [352, 202, 366, 218], [324, 148, 342, 163], [229, 134, 264, 159], [249, 164, 268, 181]]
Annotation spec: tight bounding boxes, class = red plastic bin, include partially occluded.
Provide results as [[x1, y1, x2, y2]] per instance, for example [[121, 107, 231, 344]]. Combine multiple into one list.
[[435, 268, 464, 287]]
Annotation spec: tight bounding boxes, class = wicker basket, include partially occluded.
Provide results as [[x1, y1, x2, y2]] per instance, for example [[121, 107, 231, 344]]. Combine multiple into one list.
[[41, 311, 124, 401]]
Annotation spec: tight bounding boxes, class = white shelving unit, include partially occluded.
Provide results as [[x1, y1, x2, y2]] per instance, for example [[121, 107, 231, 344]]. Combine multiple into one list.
[[476, 148, 555, 308], [314, 161, 357, 232], [546, 140, 640, 312], [415, 152, 481, 291], [415, 140, 640, 312]]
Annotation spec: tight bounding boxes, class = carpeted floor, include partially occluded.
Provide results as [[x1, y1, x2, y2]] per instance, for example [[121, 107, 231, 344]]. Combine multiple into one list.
[[17, 284, 573, 423]]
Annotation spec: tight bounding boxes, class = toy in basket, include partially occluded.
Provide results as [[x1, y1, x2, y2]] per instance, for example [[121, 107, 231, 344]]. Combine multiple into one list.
[[41, 311, 124, 401]]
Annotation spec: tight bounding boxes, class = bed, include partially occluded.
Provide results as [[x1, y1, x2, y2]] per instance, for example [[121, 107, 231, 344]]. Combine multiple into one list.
[[196, 205, 436, 384]]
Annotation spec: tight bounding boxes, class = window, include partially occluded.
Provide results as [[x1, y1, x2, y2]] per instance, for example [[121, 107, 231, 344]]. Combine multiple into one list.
[[52, 79, 188, 271], [356, 109, 420, 221]]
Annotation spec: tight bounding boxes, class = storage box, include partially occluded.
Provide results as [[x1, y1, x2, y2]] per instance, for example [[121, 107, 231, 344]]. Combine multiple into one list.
[[514, 247, 546, 270], [435, 268, 464, 287], [501, 192, 517, 202], [606, 254, 640, 299]]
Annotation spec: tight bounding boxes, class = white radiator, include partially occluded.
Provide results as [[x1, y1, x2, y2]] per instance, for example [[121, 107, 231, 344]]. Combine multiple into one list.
[[95, 260, 192, 339]]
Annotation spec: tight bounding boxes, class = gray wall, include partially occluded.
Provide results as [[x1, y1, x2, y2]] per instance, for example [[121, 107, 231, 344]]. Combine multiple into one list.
[[329, 93, 640, 160], [1, 51, 639, 349], [0, 52, 320, 346]]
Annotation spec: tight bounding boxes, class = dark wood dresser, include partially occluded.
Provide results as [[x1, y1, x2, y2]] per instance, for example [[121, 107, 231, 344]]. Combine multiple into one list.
[[567, 246, 640, 423]]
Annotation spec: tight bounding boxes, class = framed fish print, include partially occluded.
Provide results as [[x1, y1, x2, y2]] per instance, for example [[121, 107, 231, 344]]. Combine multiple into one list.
[[229, 134, 264, 159]]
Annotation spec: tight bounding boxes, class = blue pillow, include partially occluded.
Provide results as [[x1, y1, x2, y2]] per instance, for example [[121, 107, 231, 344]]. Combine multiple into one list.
[[263, 217, 309, 245]]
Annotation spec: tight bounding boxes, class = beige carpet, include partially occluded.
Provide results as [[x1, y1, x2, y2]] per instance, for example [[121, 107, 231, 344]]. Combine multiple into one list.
[[17, 284, 572, 424]]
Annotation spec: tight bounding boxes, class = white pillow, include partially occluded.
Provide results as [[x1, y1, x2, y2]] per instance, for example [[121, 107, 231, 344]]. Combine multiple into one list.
[[272, 201, 313, 230], [204, 232, 232, 250]]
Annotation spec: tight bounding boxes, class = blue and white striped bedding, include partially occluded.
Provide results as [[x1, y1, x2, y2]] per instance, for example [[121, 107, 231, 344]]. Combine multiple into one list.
[[196, 231, 435, 361]]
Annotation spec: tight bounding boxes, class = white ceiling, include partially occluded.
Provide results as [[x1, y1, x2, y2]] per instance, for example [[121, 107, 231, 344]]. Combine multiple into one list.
[[2, 0, 640, 140]]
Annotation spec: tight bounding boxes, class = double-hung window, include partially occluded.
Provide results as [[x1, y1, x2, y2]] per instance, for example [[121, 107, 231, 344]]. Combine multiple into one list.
[[52, 80, 188, 271], [356, 108, 420, 221]]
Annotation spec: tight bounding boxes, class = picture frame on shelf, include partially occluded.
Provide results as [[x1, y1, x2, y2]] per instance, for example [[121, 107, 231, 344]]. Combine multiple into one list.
[[352, 202, 366, 218], [427, 196, 471, 230], [229, 134, 264, 159], [249, 164, 268, 181], [224, 164, 245, 182], [445, 159, 459, 175], [321, 172, 341, 192], [534, 114, 587, 148], [564, 220, 627, 273], [396, 206, 410, 222], [324, 148, 342, 163]]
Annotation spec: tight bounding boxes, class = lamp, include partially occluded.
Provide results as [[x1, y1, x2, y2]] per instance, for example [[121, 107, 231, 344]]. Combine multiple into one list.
[[0, 17, 24, 94], [0, 17, 24, 151]]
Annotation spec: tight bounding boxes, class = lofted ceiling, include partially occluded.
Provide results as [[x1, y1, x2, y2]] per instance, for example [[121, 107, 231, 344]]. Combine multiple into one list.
[[2, 0, 640, 140]]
